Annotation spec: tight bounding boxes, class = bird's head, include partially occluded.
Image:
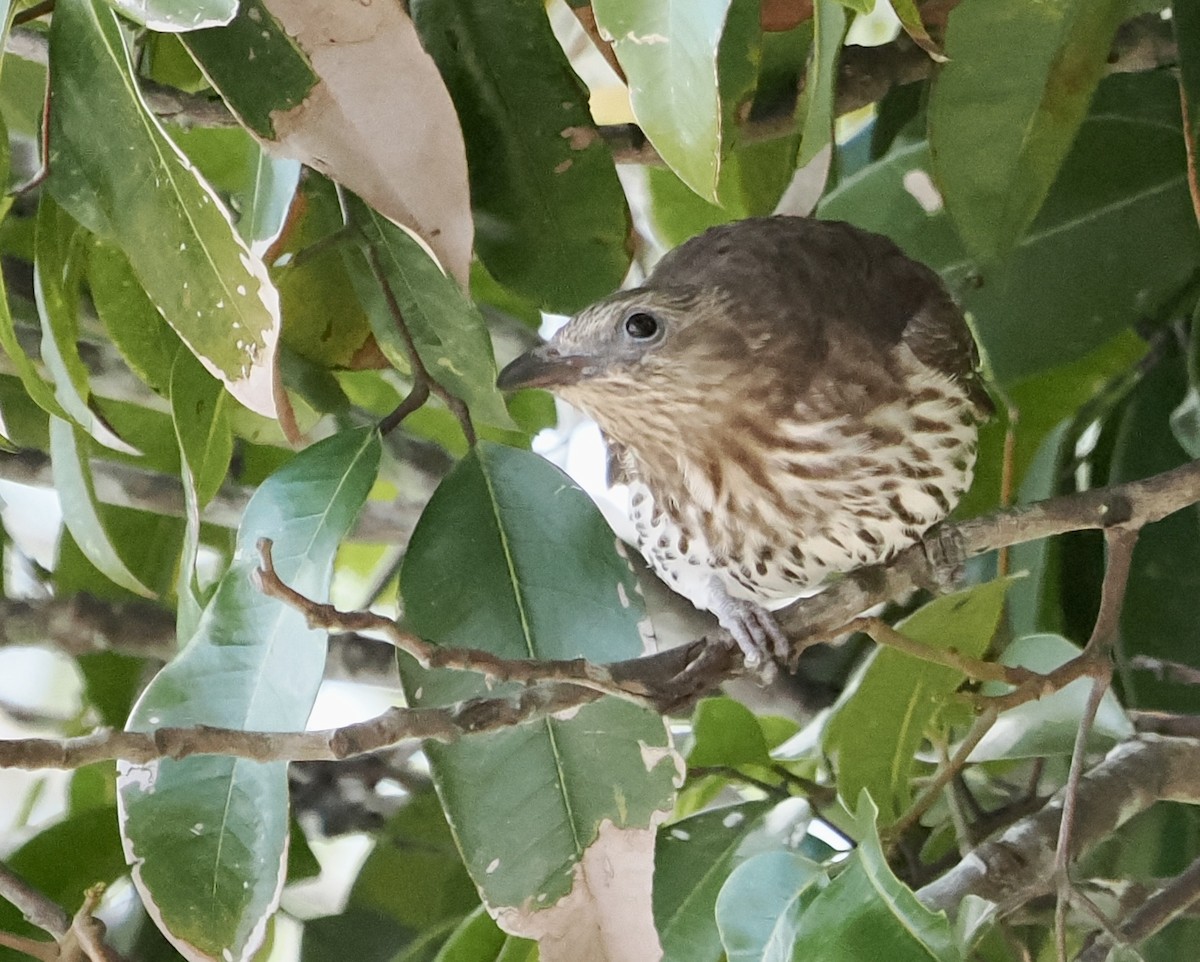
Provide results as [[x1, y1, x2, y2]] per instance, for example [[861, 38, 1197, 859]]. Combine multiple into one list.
[[496, 285, 762, 440]]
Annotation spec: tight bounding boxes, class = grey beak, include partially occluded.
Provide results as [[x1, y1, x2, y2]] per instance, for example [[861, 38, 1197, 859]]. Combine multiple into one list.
[[496, 343, 589, 390]]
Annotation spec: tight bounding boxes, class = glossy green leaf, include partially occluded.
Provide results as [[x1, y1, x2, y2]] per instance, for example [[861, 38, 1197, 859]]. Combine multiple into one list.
[[593, 0, 744, 203], [820, 73, 1200, 385], [35, 196, 137, 453], [969, 634, 1132, 761], [929, 0, 1127, 258], [716, 851, 826, 962], [169, 125, 301, 253], [48, 0, 284, 422], [823, 579, 1010, 823], [688, 696, 772, 769], [646, 137, 802, 246], [412, 0, 629, 311], [791, 798, 962, 961], [270, 175, 374, 369], [117, 427, 381, 962], [400, 442, 678, 917], [106, 0, 236, 31], [50, 417, 156, 598], [170, 348, 232, 510], [56, 502, 185, 601], [654, 801, 774, 962], [0, 232, 71, 426], [181, 0, 316, 139], [796, 0, 847, 169], [347, 197, 514, 430], [88, 241, 183, 395], [171, 348, 232, 638]]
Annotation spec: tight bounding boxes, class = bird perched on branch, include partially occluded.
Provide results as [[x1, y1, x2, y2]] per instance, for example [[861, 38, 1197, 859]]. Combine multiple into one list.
[[497, 216, 991, 668]]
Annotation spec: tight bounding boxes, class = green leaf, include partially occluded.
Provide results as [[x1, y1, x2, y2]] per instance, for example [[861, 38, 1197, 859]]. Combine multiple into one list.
[[171, 348, 232, 637], [790, 797, 963, 961], [716, 851, 826, 962], [688, 696, 772, 769], [180, 0, 316, 139], [48, 0, 284, 422], [400, 442, 678, 914], [796, 0, 848, 169], [929, 0, 1127, 258], [271, 175, 374, 368], [0, 224, 71, 426], [117, 427, 381, 962], [106, 0, 237, 31], [823, 580, 1011, 823], [50, 417, 156, 598], [347, 197, 514, 430], [35, 196, 137, 453], [88, 241, 182, 395], [593, 0, 745, 203], [820, 73, 1200, 385], [888, 0, 946, 61], [170, 348, 232, 509], [969, 634, 1133, 761], [411, 0, 629, 311], [169, 125, 301, 252], [654, 801, 774, 962]]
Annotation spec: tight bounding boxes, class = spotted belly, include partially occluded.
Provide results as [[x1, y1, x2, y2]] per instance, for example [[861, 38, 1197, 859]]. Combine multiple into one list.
[[623, 392, 979, 615]]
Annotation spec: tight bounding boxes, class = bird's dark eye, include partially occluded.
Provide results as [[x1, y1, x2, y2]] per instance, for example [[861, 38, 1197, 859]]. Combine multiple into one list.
[[623, 311, 660, 340]]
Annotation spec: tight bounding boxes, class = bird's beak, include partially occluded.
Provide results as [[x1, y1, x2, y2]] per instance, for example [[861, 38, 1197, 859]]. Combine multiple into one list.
[[496, 343, 590, 390]]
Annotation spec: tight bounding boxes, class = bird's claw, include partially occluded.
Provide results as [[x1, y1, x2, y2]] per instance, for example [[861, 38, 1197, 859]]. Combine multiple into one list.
[[710, 587, 789, 681]]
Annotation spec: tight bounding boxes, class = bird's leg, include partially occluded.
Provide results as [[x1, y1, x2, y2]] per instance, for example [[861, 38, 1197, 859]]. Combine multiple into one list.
[[707, 578, 789, 676]]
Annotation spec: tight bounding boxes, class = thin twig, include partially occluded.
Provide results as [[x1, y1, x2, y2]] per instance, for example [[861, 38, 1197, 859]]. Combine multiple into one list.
[[687, 766, 792, 800], [1077, 854, 1200, 961], [1128, 655, 1200, 687], [0, 684, 607, 769], [11, 0, 53, 25], [254, 539, 647, 703], [378, 381, 430, 436], [888, 705, 999, 844], [833, 616, 1031, 685], [363, 243, 476, 445], [62, 886, 127, 962], [1053, 527, 1138, 960], [1056, 673, 1113, 962]]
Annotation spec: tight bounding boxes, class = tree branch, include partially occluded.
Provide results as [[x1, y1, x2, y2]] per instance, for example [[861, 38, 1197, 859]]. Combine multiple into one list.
[[0, 685, 603, 769], [917, 735, 1200, 917], [1077, 853, 1200, 961], [1, 458, 1198, 770]]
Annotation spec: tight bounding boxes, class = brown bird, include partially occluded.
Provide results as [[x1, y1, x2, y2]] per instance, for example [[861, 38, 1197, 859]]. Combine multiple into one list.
[[497, 216, 991, 667]]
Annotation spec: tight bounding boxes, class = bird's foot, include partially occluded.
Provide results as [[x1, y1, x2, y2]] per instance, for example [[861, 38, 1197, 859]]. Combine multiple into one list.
[[708, 582, 789, 680]]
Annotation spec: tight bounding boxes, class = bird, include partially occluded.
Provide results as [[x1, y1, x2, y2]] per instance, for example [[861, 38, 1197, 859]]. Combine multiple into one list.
[[496, 216, 992, 669]]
